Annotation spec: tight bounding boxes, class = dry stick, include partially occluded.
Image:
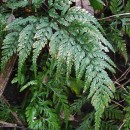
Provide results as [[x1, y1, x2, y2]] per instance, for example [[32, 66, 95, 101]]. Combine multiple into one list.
[[113, 67, 130, 94], [0, 121, 29, 130], [114, 67, 130, 83], [111, 100, 125, 109], [0, 121, 17, 128]]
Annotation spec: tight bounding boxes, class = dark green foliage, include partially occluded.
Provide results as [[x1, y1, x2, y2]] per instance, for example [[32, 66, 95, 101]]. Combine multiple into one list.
[[0, 99, 12, 121], [1, 1, 116, 129], [77, 112, 95, 130], [110, 0, 123, 14], [124, 86, 130, 130], [107, 27, 128, 62], [1, 0, 130, 130]]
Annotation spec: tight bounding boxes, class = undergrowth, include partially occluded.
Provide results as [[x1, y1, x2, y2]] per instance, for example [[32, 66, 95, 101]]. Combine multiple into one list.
[[0, 0, 130, 130]]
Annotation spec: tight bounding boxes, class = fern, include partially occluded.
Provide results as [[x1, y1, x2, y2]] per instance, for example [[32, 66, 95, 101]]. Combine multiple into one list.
[[112, 29, 127, 62], [0, 14, 7, 41], [103, 105, 123, 120], [71, 95, 88, 113], [47, 83, 70, 127], [1, 32, 18, 71], [100, 121, 118, 130], [26, 102, 60, 130], [24, 71, 70, 130], [125, 1, 130, 12], [123, 86, 130, 130], [77, 112, 95, 130], [32, 0, 45, 8], [1, 1, 116, 130], [122, 18, 130, 37], [110, 0, 123, 14], [24, 73, 61, 130], [0, 99, 12, 121], [17, 24, 35, 83], [6, 0, 28, 10], [33, 17, 52, 75]]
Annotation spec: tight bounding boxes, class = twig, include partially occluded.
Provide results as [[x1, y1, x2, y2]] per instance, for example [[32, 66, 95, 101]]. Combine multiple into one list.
[[122, 79, 130, 86], [0, 121, 29, 129], [0, 121, 17, 127], [98, 13, 130, 21], [114, 67, 130, 83], [111, 100, 125, 109], [114, 81, 129, 94]]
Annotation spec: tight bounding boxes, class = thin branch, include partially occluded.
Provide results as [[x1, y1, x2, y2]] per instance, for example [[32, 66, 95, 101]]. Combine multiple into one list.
[[98, 13, 130, 21], [114, 67, 130, 83], [122, 79, 130, 86], [0, 121, 17, 128], [0, 121, 28, 129], [111, 100, 125, 109], [114, 81, 129, 94]]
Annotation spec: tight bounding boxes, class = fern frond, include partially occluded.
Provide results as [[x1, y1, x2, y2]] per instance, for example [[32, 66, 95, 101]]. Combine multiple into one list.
[[77, 112, 95, 130], [6, 0, 28, 10], [6, 16, 37, 32], [123, 87, 130, 130], [48, 85, 70, 126], [49, 7, 115, 129], [1, 32, 18, 71], [122, 18, 130, 37], [25, 73, 63, 130], [110, 28, 128, 62], [26, 102, 60, 130], [103, 105, 123, 120], [125, 1, 130, 12], [57, 7, 104, 33], [32, 0, 45, 8], [71, 95, 88, 113], [49, 0, 73, 15], [101, 121, 118, 130], [110, 0, 123, 14], [33, 18, 52, 75], [18, 24, 35, 83], [20, 80, 37, 92]]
